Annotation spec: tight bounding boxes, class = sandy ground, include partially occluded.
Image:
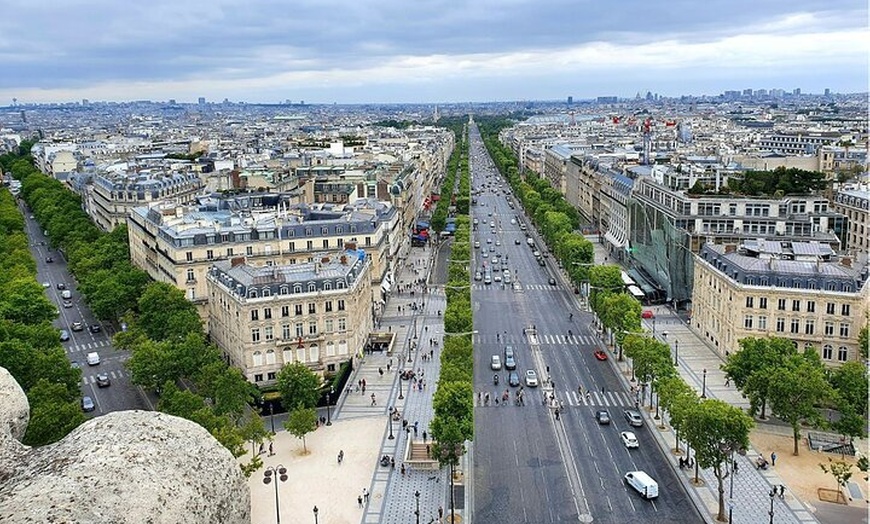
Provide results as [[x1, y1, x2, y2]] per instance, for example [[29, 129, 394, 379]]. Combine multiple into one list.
[[243, 417, 384, 524], [750, 427, 869, 512]]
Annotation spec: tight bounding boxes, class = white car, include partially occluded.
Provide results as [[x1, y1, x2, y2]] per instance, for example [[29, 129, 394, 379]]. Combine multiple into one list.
[[490, 355, 502, 370], [621, 431, 639, 448], [524, 369, 539, 387]]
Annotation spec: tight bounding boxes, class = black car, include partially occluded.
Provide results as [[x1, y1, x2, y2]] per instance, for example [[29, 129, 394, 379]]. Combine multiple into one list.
[[56, 282, 66, 290], [548, 277, 557, 285], [507, 371, 521, 387], [96, 373, 111, 387], [596, 410, 611, 425], [89, 324, 102, 333], [45, 256, 53, 263]]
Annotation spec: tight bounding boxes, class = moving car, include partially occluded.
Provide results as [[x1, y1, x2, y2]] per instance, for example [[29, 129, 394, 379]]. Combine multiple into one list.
[[86, 352, 100, 366], [62, 300, 73, 308], [474, 272, 482, 281], [624, 471, 658, 499], [621, 431, 639, 448], [594, 350, 608, 361], [96, 373, 111, 387], [642, 310, 655, 319], [595, 410, 611, 424], [71, 321, 84, 332], [89, 324, 101, 333], [45, 256, 53, 263], [504, 355, 517, 370], [490, 355, 502, 370], [548, 277, 557, 285], [59, 330, 70, 342], [42, 282, 50, 288], [624, 409, 643, 427], [524, 369, 539, 387], [507, 371, 520, 387], [81, 396, 95, 412], [56, 282, 66, 290], [514, 239, 521, 245]]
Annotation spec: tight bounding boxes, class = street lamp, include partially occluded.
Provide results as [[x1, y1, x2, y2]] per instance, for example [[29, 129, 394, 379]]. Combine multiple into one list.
[[388, 407, 395, 440], [313, 505, 319, 524], [326, 387, 334, 426], [414, 490, 420, 524], [674, 339, 679, 366], [768, 488, 775, 524], [701, 368, 708, 398], [263, 465, 288, 524], [269, 403, 275, 434]]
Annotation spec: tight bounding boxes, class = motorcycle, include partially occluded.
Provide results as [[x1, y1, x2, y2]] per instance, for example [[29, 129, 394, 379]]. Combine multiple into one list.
[[493, 374, 499, 385]]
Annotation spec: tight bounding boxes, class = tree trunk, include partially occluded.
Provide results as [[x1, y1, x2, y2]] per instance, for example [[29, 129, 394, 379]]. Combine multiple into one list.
[[793, 425, 800, 456], [760, 398, 767, 419], [715, 465, 726, 522], [674, 429, 681, 454]]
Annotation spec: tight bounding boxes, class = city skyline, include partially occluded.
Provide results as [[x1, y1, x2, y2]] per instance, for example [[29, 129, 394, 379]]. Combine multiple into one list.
[[1, 0, 867, 105]]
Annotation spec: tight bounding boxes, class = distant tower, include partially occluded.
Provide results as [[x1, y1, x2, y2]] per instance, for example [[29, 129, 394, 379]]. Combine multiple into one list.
[[12, 97, 17, 107], [198, 97, 206, 105], [567, 96, 573, 105], [433, 105, 440, 123]]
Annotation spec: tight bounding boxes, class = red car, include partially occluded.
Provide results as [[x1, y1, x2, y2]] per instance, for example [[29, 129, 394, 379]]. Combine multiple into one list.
[[594, 350, 608, 361], [642, 310, 655, 319]]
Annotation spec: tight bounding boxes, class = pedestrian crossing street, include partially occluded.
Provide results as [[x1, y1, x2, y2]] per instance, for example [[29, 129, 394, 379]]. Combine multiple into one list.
[[81, 368, 129, 386], [65, 339, 111, 354], [472, 333, 596, 346], [471, 283, 558, 292], [479, 390, 636, 408]]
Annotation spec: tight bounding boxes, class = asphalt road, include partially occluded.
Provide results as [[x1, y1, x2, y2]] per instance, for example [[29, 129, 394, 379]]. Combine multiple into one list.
[[467, 125, 701, 523], [22, 205, 151, 415]]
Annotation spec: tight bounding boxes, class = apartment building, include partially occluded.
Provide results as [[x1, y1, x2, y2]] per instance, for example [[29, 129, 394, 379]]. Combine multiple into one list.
[[206, 250, 373, 386], [757, 131, 842, 155], [127, 195, 398, 315], [692, 241, 868, 365], [88, 170, 204, 231], [832, 184, 869, 259]]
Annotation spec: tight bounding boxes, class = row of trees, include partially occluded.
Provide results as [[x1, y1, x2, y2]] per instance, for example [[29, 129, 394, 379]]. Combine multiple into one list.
[[429, 118, 468, 233], [430, 124, 474, 521], [723, 337, 868, 454], [2, 145, 268, 475]]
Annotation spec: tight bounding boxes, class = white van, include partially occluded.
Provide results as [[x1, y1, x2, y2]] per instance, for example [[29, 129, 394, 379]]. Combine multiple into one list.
[[61, 290, 72, 300], [86, 352, 100, 366], [624, 471, 658, 499]]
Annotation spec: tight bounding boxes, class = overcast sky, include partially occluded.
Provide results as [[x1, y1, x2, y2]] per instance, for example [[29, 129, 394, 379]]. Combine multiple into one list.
[[1, 0, 866, 104]]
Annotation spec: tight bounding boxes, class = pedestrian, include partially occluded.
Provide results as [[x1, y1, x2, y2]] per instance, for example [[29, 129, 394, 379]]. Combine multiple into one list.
[[363, 488, 369, 502], [724, 378, 730, 387], [391, 457, 395, 469], [401, 463, 406, 476], [358, 495, 363, 508], [258, 443, 264, 455], [423, 430, 428, 442], [733, 460, 738, 474], [439, 506, 444, 519], [269, 442, 274, 456], [371, 393, 377, 406], [426, 444, 430, 457], [771, 452, 777, 467], [779, 485, 786, 498], [379, 367, 384, 377], [413, 426, 418, 437]]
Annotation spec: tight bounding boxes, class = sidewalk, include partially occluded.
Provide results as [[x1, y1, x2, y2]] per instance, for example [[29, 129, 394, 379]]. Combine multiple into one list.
[[585, 237, 823, 524]]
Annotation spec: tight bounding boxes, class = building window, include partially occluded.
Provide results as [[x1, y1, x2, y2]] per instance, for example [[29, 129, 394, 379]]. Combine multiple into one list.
[[338, 318, 347, 331], [823, 344, 833, 360], [322, 239, 329, 249], [324, 282, 332, 291], [745, 297, 754, 308], [841, 304, 851, 316], [206, 249, 214, 260], [252, 351, 263, 366], [308, 303, 316, 314], [826, 302, 835, 315], [252, 328, 261, 343], [792, 300, 800, 312], [281, 306, 289, 317], [776, 318, 785, 332], [267, 372, 277, 381], [186, 252, 193, 262], [288, 241, 295, 252], [759, 297, 767, 309], [282, 324, 291, 340], [837, 346, 848, 362], [825, 321, 835, 336], [777, 299, 786, 311], [264, 308, 272, 320], [306, 240, 313, 250], [251, 310, 259, 321], [295, 323, 304, 337], [365, 236, 372, 246], [186, 269, 195, 282], [254, 374, 263, 383], [308, 321, 317, 335], [807, 301, 815, 313], [758, 316, 767, 330], [246, 246, 253, 256], [338, 300, 346, 311], [744, 315, 753, 329], [294, 285, 302, 293], [264, 326, 274, 341], [295, 304, 303, 316], [325, 301, 333, 312], [839, 323, 850, 338], [265, 349, 276, 365], [804, 320, 814, 335], [790, 319, 799, 334], [325, 319, 334, 333], [308, 283, 316, 292]]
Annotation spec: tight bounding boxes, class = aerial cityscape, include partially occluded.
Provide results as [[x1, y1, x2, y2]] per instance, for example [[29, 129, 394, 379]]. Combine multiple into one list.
[[0, 1, 868, 524]]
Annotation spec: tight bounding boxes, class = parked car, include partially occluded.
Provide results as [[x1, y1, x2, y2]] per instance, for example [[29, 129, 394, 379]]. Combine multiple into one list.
[[81, 396, 95, 412], [624, 409, 644, 427], [595, 410, 611, 425], [621, 431, 639, 448]]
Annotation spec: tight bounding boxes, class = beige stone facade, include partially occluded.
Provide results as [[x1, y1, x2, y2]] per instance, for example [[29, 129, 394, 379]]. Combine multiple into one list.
[[832, 185, 869, 259], [692, 243, 868, 365], [206, 252, 373, 386], [89, 171, 204, 231]]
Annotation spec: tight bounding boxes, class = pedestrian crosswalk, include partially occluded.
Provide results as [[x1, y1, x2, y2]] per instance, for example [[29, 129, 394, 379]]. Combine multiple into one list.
[[81, 368, 129, 386], [471, 283, 559, 291], [66, 340, 112, 354], [477, 390, 635, 408], [471, 333, 596, 346]]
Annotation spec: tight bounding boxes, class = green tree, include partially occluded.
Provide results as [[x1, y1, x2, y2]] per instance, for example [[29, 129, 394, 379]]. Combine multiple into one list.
[[768, 351, 833, 455], [819, 458, 854, 501], [276, 362, 322, 410], [723, 337, 796, 419], [601, 293, 642, 360], [658, 375, 699, 454], [432, 381, 474, 441], [858, 325, 868, 360], [682, 399, 754, 521], [284, 406, 318, 453], [22, 379, 86, 446], [137, 282, 202, 342]]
